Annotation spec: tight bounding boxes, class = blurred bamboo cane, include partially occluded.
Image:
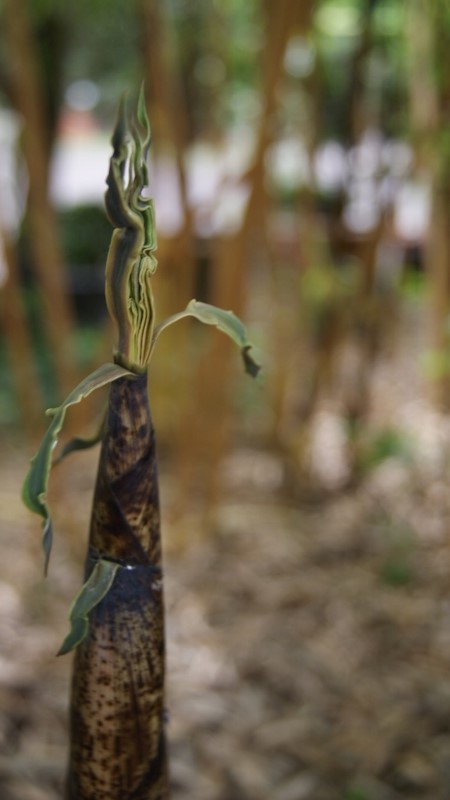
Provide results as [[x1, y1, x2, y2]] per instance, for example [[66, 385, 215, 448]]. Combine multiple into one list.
[[4, 0, 79, 401]]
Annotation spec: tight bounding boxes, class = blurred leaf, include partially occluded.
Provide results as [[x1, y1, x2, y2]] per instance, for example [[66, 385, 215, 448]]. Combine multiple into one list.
[[377, 516, 417, 588], [58, 205, 112, 268], [345, 787, 372, 800], [363, 427, 415, 469], [381, 558, 414, 587]]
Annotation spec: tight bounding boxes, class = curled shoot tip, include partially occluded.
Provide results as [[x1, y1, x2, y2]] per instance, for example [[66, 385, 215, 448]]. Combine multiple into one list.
[[104, 91, 157, 372]]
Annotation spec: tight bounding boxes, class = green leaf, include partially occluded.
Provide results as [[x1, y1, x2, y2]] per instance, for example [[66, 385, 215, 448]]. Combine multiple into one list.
[[242, 345, 261, 379], [22, 363, 135, 573], [54, 410, 107, 465], [58, 559, 120, 656], [152, 299, 261, 377]]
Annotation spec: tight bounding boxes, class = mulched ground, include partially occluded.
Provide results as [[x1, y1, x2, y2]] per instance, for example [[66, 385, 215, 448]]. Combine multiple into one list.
[[1, 327, 450, 800]]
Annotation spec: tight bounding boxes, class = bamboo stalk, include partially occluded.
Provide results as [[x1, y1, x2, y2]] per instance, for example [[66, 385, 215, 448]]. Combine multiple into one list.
[[0, 229, 43, 435], [172, 0, 299, 521], [407, 0, 450, 410]]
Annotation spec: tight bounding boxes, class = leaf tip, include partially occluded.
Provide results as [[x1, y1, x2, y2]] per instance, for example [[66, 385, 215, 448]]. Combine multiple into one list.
[[242, 345, 261, 378], [57, 617, 89, 657], [43, 519, 53, 576]]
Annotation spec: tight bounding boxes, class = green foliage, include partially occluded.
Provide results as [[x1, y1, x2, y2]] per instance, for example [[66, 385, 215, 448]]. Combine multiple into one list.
[[64, 0, 140, 100], [171, 0, 262, 86], [301, 263, 342, 307], [72, 326, 104, 367], [362, 427, 415, 470], [23, 93, 260, 655], [400, 269, 426, 299], [381, 556, 415, 587], [22, 363, 135, 573], [0, 339, 19, 426], [344, 786, 374, 800], [0, 0, 411, 142], [153, 299, 260, 377], [313, 0, 408, 138], [345, 788, 372, 800], [380, 529, 416, 587], [374, 514, 417, 588], [58, 558, 120, 655], [300, 261, 358, 341], [58, 204, 111, 268]]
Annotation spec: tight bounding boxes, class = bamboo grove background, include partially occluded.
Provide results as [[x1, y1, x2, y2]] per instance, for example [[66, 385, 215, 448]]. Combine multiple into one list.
[[1, 0, 449, 505], [2, 2, 450, 800]]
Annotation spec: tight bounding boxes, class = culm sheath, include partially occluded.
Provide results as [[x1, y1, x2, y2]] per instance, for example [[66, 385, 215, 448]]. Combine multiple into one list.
[[65, 373, 169, 800]]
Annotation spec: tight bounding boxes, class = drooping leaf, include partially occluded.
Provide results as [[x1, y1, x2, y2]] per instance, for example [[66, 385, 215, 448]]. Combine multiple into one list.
[[54, 410, 107, 465], [58, 559, 120, 656], [242, 345, 261, 378], [152, 299, 261, 377], [22, 363, 135, 573]]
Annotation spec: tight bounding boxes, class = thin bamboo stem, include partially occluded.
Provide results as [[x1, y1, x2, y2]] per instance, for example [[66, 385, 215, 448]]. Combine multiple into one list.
[[4, 0, 79, 400], [172, 0, 304, 524], [0, 230, 43, 436]]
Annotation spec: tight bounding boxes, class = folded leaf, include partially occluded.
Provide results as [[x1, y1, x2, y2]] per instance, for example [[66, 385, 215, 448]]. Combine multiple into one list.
[[22, 363, 136, 573]]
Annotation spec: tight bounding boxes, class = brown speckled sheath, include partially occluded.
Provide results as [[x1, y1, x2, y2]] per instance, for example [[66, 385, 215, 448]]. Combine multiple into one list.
[[65, 373, 169, 800]]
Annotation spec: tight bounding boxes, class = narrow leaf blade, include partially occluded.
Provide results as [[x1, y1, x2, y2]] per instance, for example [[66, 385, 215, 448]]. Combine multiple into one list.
[[58, 617, 89, 658], [153, 299, 261, 377], [185, 299, 248, 347], [22, 363, 135, 572], [54, 410, 107, 465], [58, 559, 120, 656]]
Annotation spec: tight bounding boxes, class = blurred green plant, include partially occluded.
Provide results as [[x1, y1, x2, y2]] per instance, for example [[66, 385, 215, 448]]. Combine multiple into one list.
[[421, 314, 450, 381], [381, 553, 415, 587], [375, 513, 417, 588], [380, 530, 416, 587], [362, 427, 415, 471], [345, 787, 372, 800], [0, 340, 19, 425], [58, 204, 112, 267], [400, 269, 426, 299]]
